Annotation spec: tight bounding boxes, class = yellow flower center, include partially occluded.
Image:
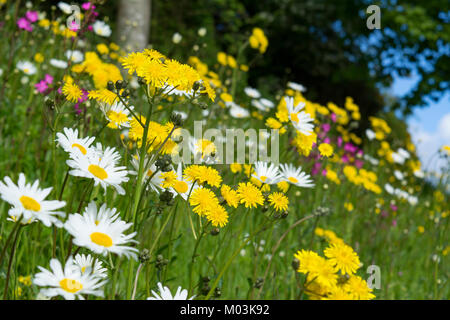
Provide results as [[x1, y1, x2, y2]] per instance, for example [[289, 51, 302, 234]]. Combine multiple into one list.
[[291, 112, 299, 123], [174, 180, 189, 194], [19, 195, 41, 212], [260, 176, 268, 182], [24, 68, 29, 74], [59, 278, 83, 293], [106, 110, 129, 128], [90, 232, 113, 247], [71, 143, 87, 155], [81, 266, 87, 273], [146, 169, 154, 177], [288, 177, 298, 184], [88, 164, 108, 180]]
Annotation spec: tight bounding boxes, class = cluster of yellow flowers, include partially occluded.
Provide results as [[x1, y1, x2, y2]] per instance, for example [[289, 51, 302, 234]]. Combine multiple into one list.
[[249, 27, 269, 54], [122, 49, 215, 101], [128, 116, 178, 154], [294, 228, 375, 300], [369, 116, 392, 141], [343, 165, 382, 194]]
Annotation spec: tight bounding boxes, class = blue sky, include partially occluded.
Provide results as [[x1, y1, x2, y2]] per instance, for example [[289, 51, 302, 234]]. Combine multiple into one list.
[[390, 74, 450, 173]]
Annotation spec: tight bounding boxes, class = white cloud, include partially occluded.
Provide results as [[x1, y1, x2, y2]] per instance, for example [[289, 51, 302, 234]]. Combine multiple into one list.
[[408, 115, 449, 174], [438, 113, 450, 141]]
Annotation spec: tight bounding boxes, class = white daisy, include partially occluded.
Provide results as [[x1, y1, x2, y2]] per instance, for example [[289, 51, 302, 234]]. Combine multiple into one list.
[[93, 21, 112, 37], [49, 58, 68, 69], [287, 81, 306, 92], [56, 127, 96, 158], [64, 202, 138, 259], [229, 105, 250, 118], [252, 161, 281, 185], [73, 253, 108, 278], [391, 151, 406, 165], [259, 98, 275, 109], [147, 282, 195, 300], [65, 50, 84, 63], [0, 173, 66, 227], [172, 32, 182, 44], [66, 145, 129, 195], [394, 170, 405, 180], [284, 96, 314, 135], [57, 1, 72, 14], [244, 87, 261, 99], [365, 129, 376, 140], [384, 183, 395, 195], [16, 61, 37, 75], [33, 257, 107, 300], [130, 155, 163, 194], [251, 99, 270, 112], [100, 101, 133, 129], [279, 163, 314, 188]]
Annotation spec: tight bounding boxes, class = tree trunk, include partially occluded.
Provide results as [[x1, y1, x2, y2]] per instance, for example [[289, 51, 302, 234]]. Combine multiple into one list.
[[116, 0, 151, 52]]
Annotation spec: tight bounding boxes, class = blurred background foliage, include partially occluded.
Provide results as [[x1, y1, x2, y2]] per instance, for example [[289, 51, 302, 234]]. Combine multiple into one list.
[[40, 0, 449, 120]]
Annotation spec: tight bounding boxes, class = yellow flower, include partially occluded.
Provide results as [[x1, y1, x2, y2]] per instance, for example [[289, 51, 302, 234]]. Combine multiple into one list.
[[268, 192, 289, 212], [88, 89, 118, 105], [344, 202, 354, 212], [240, 64, 249, 72], [160, 171, 177, 188], [206, 203, 228, 227], [326, 169, 341, 185], [109, 42, 120, 51], [221, 185, 239, 208], [97, 43, 109, 55], [230, 163, 242, 173], [318, 143, 334, 157], [34, 53, 44, 63], [294, 250, 338, 290], [226, 55, 237, 68], [344, 275, 375, 300], [417, 226, 425, 234], [62, 82, 82, 102], [38, 19, 50, 28], [217, 52, 227, 66], [237, 182, 264, 208], [277, 180, 289, 193], [293, 132, 317, 156], [442, 145, 450, 155], [18, 275, 32, 286], [189, 187, 219, 216], [324, 243, 361, 275], [220, 92, 233, 102], [184, 165, 222, 188]]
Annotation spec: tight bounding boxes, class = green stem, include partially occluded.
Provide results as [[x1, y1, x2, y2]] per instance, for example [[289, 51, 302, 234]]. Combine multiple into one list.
[[204, 220, 273, 300], [3, 225, 23, 299]]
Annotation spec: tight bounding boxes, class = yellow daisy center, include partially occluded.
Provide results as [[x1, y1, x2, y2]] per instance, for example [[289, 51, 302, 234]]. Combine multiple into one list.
[[19, 195, 41, 212], [71, 143, 87, 155], [174, 180, 189, 194], [88, 164, 108, 180], [81, 266, 86, 273], [291, 112, 299, 123], [24, 68, 30, 73], [90, 232, 113, 247], [260, 176, 268, 182], [59, 278, 83, 293], [288, 176, 298, 184], [146, 169, 154, 177]]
